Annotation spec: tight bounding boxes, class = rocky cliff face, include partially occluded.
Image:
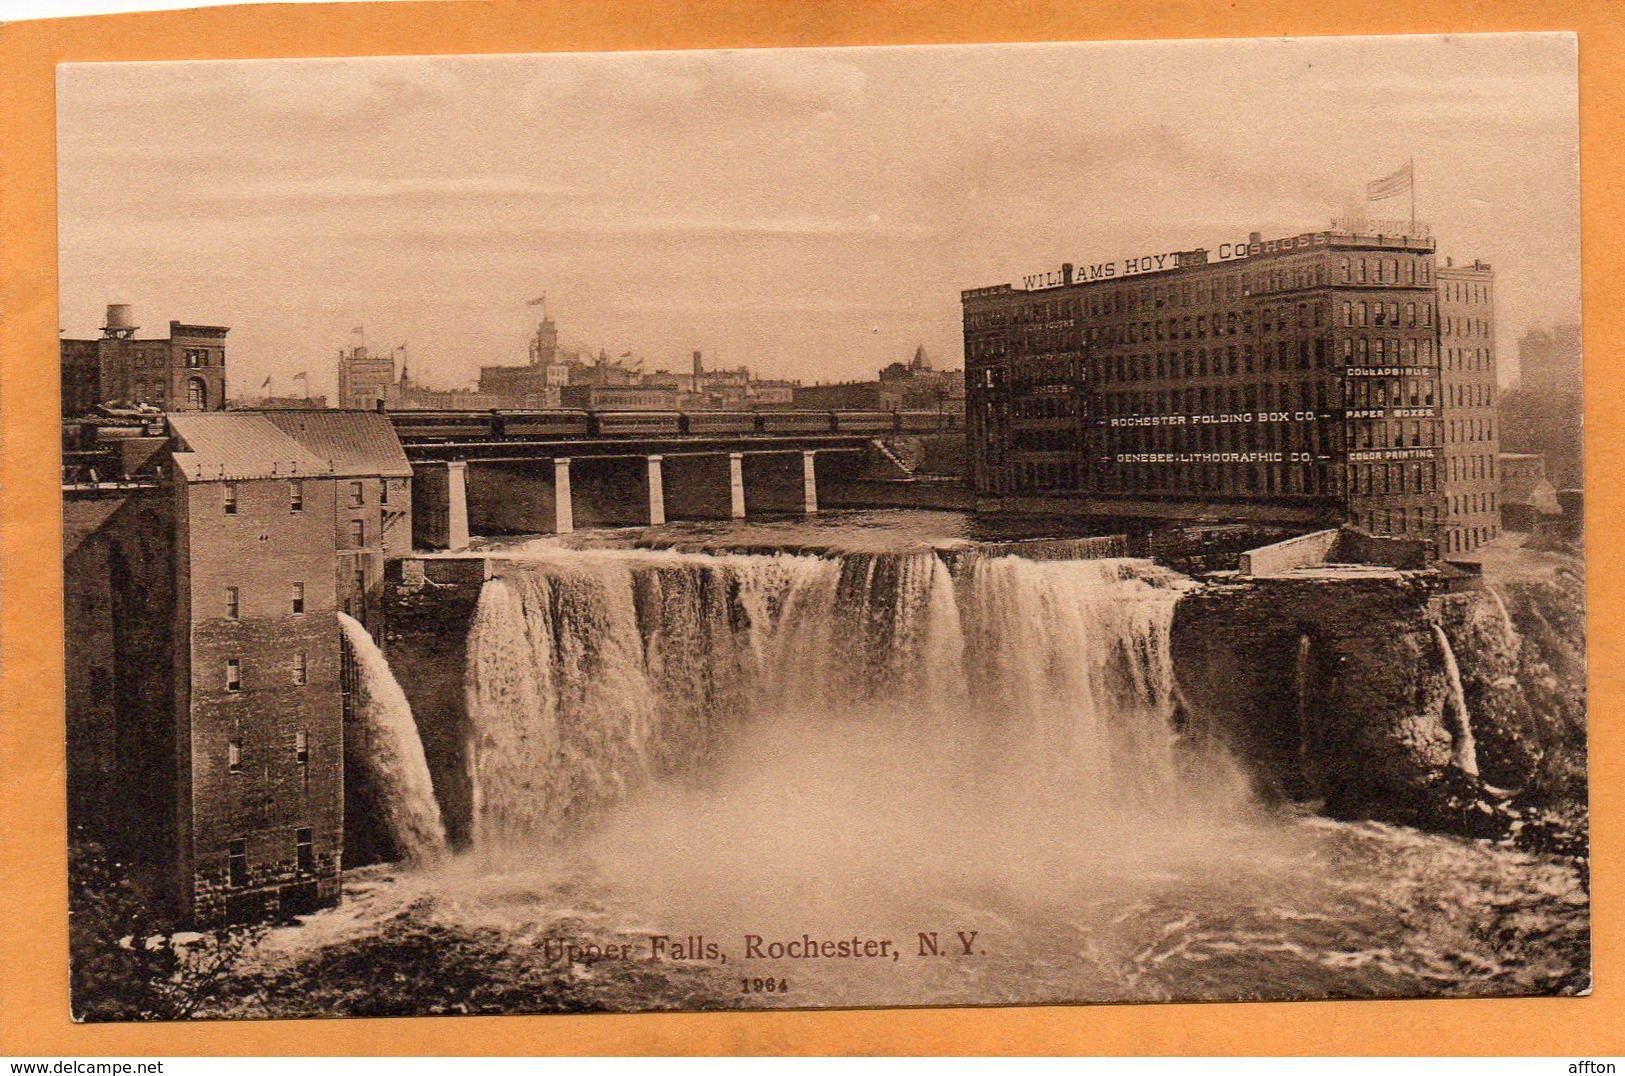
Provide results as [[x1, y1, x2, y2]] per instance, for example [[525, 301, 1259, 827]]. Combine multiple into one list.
[[1171, 565, 1587, 841]]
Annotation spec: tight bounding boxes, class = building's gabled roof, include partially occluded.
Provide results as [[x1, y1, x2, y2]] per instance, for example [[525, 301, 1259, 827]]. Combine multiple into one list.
[[168, 412, 334, 483], [261, 411, 413, 478]]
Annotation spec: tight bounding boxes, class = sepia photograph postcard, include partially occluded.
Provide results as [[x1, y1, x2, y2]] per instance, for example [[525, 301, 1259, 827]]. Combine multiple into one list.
[[2, 0, 1620, 1058]]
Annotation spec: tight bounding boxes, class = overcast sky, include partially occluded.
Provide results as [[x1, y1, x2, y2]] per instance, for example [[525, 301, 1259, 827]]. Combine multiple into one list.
[[57, 34, 1577, 398]]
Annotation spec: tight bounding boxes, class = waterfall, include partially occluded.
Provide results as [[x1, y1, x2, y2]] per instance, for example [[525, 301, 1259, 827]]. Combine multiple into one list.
[[337, 613, 449, 862], [1295, 633, 1317, 798], [460, 548, 1218, 848], [1432, 623, 1481, 777]]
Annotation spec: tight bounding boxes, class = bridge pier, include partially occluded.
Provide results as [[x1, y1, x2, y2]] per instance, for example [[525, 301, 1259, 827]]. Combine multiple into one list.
[[647, 455, 666, 526], [411, 461, 470, 551], [803, 450, 819, 515], [554, 457, 573, 534], [743, 451, 817, 516], [730, 452, 746, 519]]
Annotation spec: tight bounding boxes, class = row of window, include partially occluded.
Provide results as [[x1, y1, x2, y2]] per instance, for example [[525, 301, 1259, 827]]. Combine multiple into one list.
[[1340, 300, 1431, 329], [224, 582, 307, 619], [1444, 524, 1500, 554], [1446, 453, 1496, 482], [1351, 506, 1440, 536], [1352, 421, 1437, 450], [1447, 417, 1496, 443], [1446, 382, 1494, 408], [1442, 281, 1492, 305], [226, 828, 314, 888], [1100, 340, 1334, 385], [1449, 492, 1499, 516], [223, 651, 309, 691], [119, 345, 177, 367], [1442, 317, 1492, 338], [1444, 347, 1494, 372], [223, 479, 390, 515], [1347, 378, 1435, 408], [226, 729, 310, 773], [1350, 461, 1439, 495], [970, 253, 1433, 331]]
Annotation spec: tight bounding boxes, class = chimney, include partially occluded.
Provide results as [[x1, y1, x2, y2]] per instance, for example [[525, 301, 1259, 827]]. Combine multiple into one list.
[[692, 350, 703, 378], [1061, 263, 1074, 285], [1248, 232, 1262, 246]]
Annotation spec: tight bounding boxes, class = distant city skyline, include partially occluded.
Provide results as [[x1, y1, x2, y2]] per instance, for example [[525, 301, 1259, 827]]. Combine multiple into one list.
[[58, 34, 1578, 400]]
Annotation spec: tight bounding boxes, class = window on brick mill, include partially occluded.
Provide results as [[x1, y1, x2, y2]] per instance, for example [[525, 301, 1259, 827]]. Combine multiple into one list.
[[224, 482, 237, 515], [228, 839, 248, 888], [290, 480, 303, 513], [349, 480, 365, 508], [226, 658, 241, 692], [379, 478, 389, 506], [292, 582, 305, 615], [226, 586, 239, 620], [296, 729, 309, 766], [350, 519, 365, 547], [228, 737, 242, 774], [294, 651, 308, 685], [296, 828, 314, 873]]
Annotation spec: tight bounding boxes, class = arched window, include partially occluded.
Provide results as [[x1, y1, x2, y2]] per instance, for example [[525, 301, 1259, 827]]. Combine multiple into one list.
[[186, 377, 207, 410]]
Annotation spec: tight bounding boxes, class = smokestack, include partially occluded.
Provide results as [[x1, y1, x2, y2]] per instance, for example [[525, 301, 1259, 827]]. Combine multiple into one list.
[[1061, 263, 1074, 285], [693, 350, 703, 378], [1248, 232, 1262, 246]]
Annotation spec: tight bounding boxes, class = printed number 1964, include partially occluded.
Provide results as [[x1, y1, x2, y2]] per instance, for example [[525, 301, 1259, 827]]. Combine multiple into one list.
[[741, 978, 789, 994]]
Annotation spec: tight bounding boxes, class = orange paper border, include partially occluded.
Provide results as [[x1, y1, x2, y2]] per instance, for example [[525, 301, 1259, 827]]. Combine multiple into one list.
[[2, 0, 1620, 1057]]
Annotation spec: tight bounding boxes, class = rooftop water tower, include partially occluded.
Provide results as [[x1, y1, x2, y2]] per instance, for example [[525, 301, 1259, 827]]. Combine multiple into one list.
[[101, 303, 137, 339]]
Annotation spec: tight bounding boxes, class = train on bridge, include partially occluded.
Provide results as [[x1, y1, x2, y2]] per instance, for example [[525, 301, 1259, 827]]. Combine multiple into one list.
[[387, 408, 964, 444]]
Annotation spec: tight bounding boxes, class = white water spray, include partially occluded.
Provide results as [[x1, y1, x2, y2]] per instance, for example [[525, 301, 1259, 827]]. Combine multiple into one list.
[[337, 612, 449, 862], [1432, 623, 1481, 777], [460, 548, 1237, 848]]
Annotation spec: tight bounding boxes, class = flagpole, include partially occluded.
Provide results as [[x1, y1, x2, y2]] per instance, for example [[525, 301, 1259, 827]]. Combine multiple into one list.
[[1409, 156, 1415, 234]]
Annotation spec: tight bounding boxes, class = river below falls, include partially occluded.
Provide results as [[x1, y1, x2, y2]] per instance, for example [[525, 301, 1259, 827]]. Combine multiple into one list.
[[220, 512, 1587, 1018], [230, 784, 1588, 1016]]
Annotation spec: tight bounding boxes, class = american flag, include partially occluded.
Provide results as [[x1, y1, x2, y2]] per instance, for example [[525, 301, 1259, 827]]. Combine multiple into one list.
[[1366, 160, 1413, 201]]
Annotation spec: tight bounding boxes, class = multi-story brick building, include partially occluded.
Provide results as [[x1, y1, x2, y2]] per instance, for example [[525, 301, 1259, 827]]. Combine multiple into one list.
[[1437, 259, 1500, 553], [61, 304, 228, 417], [961, 223, 1499, 553], [64, 410, 413, 926], [261, 411, 414, 634]]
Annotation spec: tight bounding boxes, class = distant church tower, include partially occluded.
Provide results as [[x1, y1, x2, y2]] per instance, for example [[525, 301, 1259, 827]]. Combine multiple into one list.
[[910, 344, 933, 373]]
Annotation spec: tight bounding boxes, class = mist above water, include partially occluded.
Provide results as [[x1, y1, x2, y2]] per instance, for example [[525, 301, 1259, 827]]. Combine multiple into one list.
[[460, 547, 1264, 935]]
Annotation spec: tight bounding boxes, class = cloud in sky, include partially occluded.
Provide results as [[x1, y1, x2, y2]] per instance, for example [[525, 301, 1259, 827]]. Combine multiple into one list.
[[57, 34, 1577, 397]]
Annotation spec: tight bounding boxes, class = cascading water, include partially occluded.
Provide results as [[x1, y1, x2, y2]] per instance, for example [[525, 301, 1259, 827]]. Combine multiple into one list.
[[243, 521, 1587, 1014], [1295, 632, 1318, 798], [461, 547, 1238, 851], [337, 612, 449, 863], [1433, 622, 1482, 777]]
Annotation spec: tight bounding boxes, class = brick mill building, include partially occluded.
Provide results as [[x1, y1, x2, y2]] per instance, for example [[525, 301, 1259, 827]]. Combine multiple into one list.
[[961, 223, 1501, 554], [65, 410, 412, 925]]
